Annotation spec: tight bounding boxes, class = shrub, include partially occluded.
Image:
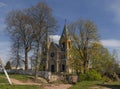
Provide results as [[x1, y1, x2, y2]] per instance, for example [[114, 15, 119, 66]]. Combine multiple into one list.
[[79, 70, 102, 81], [87, 70, 102, 81], [102, 76, 111, 82], [79, 73, 87, 81]]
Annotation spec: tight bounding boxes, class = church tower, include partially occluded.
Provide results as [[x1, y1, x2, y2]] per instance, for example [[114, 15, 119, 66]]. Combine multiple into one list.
[[59, 24, 71, 72], [59, 24, 71, 54]]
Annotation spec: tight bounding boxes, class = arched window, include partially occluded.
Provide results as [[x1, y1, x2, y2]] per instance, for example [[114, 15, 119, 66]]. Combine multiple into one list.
[[61, 42, 65, 51], [68, 41, 71, 48]]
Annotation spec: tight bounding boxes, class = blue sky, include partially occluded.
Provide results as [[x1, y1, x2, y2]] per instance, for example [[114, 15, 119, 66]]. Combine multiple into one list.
[[0, 0, 120, 63]]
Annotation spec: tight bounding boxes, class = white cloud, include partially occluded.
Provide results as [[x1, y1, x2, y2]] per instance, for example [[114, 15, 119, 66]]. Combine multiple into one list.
[[49, 35, 60, 44], [49, 36, 120, 48], [101, 39, 120, 47], [0, 2, 6, 7]]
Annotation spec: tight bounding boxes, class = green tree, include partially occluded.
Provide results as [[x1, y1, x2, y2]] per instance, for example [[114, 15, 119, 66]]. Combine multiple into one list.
[[91, 43, 120, 78], [5, 61, 11, 69], [68, 45, 82, 74], [69, 19, 99, 74]]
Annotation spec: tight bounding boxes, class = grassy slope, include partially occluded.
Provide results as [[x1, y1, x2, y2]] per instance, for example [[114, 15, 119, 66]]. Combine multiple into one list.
[[0, 74, 41, 89], [69, 81, 120, 89], [0, 85, 41, 89], [10, 74, 33, 82], [69, 81, 102, 89], [0, 74, 33, 82]]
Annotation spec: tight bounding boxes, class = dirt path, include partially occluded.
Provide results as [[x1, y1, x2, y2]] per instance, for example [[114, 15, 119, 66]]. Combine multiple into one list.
[[10, 78, 41, 85], [11, 78, 72, 89], [5, 78, 113, 89], [42, 84, 72, 89]]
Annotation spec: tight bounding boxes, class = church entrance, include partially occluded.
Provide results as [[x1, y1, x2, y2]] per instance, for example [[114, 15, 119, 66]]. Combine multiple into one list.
[[61, 64, 65, 72], [51, 65, 55, 72]]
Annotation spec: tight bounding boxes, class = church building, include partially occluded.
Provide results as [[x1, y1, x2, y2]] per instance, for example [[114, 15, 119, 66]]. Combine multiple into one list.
[[41, 24, 72, 73]]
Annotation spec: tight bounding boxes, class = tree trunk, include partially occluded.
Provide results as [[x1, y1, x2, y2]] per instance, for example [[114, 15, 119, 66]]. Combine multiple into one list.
[[25, 48, 28, 70], [83, 61, 88, 74], [35, 42, 40, 80]]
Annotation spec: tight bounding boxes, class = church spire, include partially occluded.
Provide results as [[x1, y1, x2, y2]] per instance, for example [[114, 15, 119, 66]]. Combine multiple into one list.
[[61, 19, 69, 38]]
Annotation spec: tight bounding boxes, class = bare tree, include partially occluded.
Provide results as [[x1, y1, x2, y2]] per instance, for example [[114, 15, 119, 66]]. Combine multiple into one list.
[[6, 2, 57, 75], [69, 19, 99, 74], [26, 2, 57, 79], [10, 36, 23, 69], [6, 10, 34, 70]]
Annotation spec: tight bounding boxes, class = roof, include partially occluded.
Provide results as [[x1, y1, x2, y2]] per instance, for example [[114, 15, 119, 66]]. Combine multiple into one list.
[[50, 42, 60, 51]]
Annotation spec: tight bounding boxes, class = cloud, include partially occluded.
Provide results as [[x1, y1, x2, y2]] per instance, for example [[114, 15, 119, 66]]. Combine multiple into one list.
[[0, 2, 6, 7], [101, 39, 120, 47], [49, 35, 120, 48], [49, 35, 60, 44]]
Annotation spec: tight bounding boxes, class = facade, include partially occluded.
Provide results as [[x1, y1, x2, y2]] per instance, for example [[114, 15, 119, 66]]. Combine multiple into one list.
[[41, 24, 72, 73]]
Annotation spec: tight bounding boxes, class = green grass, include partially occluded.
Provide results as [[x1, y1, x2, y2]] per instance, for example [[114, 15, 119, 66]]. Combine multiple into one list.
[[10, 74, 33, 82], [0, 85, 41, 89], [0, 74, 9, 83], [0, 74, 42, 89], [69, 81, 102, 89], [0, 74, 33, 83], [69, 81, 120, 89]]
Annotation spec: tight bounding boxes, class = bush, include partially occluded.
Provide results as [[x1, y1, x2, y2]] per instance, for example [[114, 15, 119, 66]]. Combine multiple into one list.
[[87, 70, 102, 81], [79, 70, 102, 81], [102, 76, 111, 82], [79, 73, 87, 81]]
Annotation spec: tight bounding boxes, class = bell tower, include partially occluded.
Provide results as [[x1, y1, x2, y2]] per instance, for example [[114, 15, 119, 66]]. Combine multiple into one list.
[[59, 24, 71, 52], [59, 24, 71, 73]]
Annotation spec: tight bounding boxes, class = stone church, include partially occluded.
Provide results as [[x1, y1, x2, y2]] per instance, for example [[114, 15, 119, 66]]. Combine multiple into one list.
[[41, 24, 72, 73]]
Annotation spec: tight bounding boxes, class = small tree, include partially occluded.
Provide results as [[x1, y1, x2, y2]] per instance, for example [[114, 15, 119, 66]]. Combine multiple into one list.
[[5, 61, 11, 69]]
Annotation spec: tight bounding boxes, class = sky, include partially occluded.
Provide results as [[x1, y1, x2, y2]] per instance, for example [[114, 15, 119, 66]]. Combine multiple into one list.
[[0, 0, 120, 64]]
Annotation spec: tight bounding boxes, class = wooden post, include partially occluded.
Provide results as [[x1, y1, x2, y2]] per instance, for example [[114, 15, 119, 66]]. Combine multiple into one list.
[[0, 59, 12, 85]]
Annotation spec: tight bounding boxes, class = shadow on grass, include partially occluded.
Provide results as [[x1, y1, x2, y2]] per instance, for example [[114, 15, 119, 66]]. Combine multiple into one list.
[[97, 84, 120, 89]]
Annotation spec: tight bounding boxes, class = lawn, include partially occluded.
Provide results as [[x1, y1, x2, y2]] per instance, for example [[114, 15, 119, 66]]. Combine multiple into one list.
[[10, 74, 33, 82], [69, 81, 120, 89], [0, 74, 42, 89], [0, 74, 9, 83], [0, 85, 41, 89], [0, 74, 33, 83]]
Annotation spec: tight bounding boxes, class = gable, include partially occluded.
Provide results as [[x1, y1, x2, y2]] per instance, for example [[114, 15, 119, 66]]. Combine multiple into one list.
[[49, 42, 60, 51]]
